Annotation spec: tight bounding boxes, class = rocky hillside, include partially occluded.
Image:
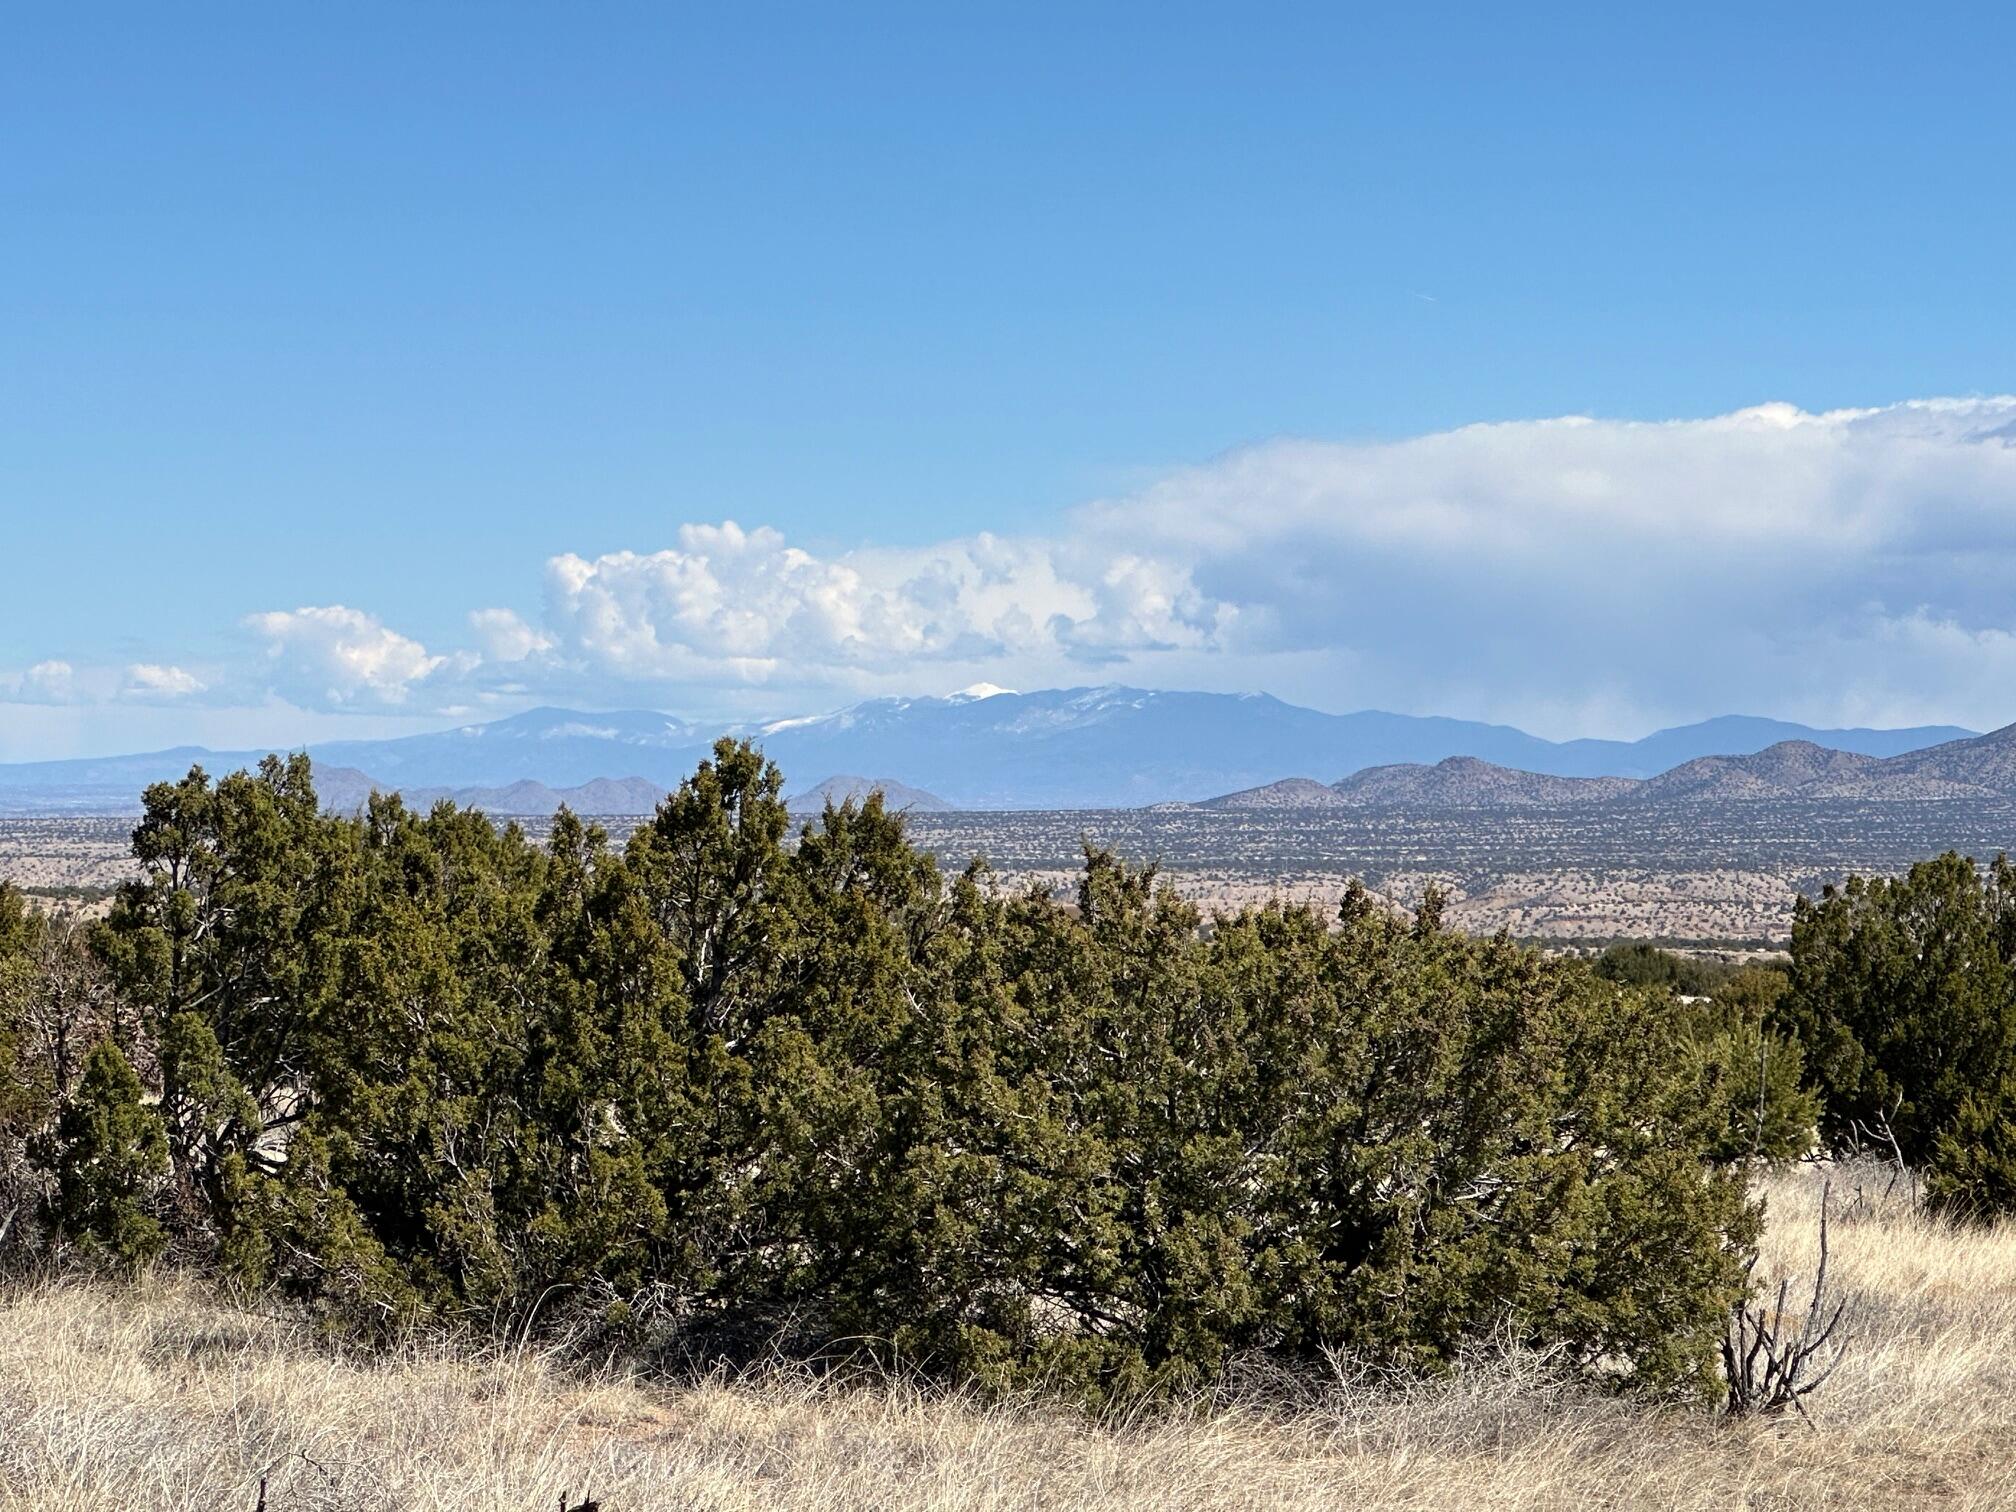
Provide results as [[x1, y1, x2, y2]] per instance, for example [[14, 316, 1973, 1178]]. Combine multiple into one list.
[[1626, 735, 2014, 803], [1879, 723, 2016, 796], [1198, 778, 1357, 811], [1624, 742, 1886, 802], [1331, 757, 1638, 807]]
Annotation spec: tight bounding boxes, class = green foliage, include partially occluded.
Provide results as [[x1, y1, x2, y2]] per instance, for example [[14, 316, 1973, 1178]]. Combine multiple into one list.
[[1780, 854, 2016, 1188], [1928, 1093, 2016, 1218], [1586, 954, 1813, 1167], [1592, 943, 1740, 997], [0, 884, 47, 1128], [0, 882, 35, 959], [43, 1040, 169, 1264], [0, 885, 45, 1251], [8, 744, 1761, 1403], [97, 753, 363, 1251], [1713, 964, 1792, 1019], [3, 892, 134, 1260], [1674, 999, 1817, 1165]]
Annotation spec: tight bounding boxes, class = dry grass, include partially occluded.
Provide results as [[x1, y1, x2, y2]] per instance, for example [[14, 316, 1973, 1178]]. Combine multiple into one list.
[[4, 1163, 2016, 1509]]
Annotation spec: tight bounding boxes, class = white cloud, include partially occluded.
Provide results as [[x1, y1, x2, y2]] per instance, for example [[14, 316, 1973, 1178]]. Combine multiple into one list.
[[122, 663, 206, 700], [10, 660, 80, 705], [539, 520, 1229, 685], [468, 607, 552, 662], [245, 605, 466, 708]]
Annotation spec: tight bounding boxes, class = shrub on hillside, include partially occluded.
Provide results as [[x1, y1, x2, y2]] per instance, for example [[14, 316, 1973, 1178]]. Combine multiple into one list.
[[0, 884, 45, 1255], [20, 746, 1758, 1402], [1592, 942, 1738, 997], [1780, 853, 2016, 1212], [43, 1039, 170, 1264], [1, 886, 138, 1262], [1674, 999, 1816, 1165]]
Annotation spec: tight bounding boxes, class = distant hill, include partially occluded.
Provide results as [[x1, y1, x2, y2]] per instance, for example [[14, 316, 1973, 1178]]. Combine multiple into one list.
[[308, 766, 387, 813], [1545, 714, 1977, 776], [1624, 742, 1888, 803], [318, 770, 668, 816], [1331, 757, 1637, 808], [0, 686, 1983, 813], [1879, 723, 2016, 796], [1189, 723, 2016, 811], [725, 690, 1973, 806], [1208, 762, 1634, 811], [1199, 777, 1356, 811], [1620, 737, 2016, 804], [786, 775, 955, 814]]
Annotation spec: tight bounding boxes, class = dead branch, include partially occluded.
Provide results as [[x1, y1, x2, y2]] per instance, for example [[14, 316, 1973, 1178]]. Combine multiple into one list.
[[1722, 1178, 1849, 1423]]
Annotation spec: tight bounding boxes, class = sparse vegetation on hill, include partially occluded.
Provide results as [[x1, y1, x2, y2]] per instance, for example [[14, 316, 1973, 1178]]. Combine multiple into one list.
[[1779, 852, 2016, 1213], [1186, 722, 2016, 811], [1331, 756, 1637, 807]]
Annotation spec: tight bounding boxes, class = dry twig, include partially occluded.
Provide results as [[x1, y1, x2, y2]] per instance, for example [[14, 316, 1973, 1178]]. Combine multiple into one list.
[[1722, 1180, 1849, 1422]]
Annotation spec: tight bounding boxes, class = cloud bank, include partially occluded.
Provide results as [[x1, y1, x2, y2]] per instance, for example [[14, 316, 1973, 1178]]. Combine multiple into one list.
[[18, 397, 2016, 738], [536, 522, 1229, 684]]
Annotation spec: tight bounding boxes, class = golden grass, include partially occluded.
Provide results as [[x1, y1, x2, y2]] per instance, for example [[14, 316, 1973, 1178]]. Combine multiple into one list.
[[5, 1163, 2016, 1510]]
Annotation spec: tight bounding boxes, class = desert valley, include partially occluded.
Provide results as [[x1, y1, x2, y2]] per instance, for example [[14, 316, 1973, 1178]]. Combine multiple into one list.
[[9, 688, 2013, 948]]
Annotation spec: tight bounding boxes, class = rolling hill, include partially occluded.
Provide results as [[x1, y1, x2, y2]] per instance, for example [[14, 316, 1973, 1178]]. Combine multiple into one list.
[[1198, 777, 1358, 811], [1187, 724, 2016, 811], [1331, 757, 1638, 807]]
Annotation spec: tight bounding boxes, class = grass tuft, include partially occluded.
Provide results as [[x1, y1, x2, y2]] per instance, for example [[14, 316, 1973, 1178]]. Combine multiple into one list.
[[4, 1163, 2015, 1509]]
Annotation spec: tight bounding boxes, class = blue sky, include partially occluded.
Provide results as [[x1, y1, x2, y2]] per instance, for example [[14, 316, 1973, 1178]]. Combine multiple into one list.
[[6, 4, 2016, 759]]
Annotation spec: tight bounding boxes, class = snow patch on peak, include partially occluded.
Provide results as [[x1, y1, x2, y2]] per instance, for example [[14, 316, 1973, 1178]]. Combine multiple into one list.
[[760, 712, 833, 736], [949, 682, 1015, 702]]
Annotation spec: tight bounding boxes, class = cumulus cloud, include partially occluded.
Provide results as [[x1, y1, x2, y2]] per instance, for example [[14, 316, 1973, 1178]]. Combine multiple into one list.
[[122, 663, 206, 700], [538, 520, 1230, 685], [9, 660, 80, 705], [468, 607, 552, 662], [517, 398, 2016, 731], [245, 605, 468, 708]]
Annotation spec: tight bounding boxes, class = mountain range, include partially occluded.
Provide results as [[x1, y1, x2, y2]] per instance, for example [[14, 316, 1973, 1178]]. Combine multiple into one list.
[[1198, 728, 2016, 810], [0, 685, 1987, 814]]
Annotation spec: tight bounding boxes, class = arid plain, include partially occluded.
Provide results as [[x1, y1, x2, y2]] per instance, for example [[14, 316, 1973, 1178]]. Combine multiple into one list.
[[13, 793, 2015, 945]]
